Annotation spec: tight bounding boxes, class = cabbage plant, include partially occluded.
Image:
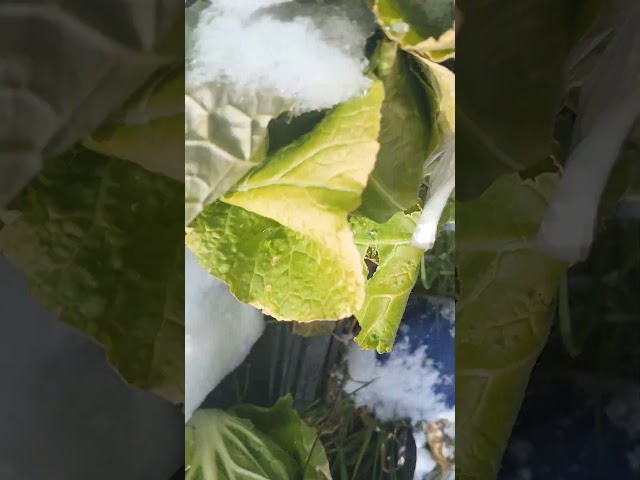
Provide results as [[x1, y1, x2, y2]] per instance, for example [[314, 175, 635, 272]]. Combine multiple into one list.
[[455, 1, 640, 478], [184, 1, 455, 478], [185, 0, 455, 354]]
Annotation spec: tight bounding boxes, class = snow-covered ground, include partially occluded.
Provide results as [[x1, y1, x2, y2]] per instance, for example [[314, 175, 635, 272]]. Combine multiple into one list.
[[344, 298, 456, 480], [0, 256, 183, 480]]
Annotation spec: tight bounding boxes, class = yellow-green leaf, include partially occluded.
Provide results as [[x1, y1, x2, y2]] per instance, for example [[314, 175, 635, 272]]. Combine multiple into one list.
[[351, 211, 424, 352]]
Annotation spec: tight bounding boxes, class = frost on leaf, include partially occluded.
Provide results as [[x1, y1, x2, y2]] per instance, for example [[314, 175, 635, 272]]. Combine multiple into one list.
[[188, 0, 375, 114]]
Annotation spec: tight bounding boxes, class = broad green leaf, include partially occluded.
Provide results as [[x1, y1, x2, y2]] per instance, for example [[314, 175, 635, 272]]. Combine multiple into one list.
[[350, 211, 424, 352], [358, 40, 435, 223], [186, 408, 297, 480], [187, 202, 365, 321], [185, 82, 292, 226], [367, 0, 455, 62], [84, 66, 184, 182], [0, 149, 184, 403], [456, 173, 568, 480], [187, 83, 384, 321], [232, 396, 332, 480], [456, 0, 573, 200]]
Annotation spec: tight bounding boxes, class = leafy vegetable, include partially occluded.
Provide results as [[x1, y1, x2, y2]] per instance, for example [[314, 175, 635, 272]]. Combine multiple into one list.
[[367, 0, 455, 62], [456, 173, 567, 480], [186, 396, 331, 480], [187, 81, 385, 321], [455, 0, 573, 199], [186, 410, 296, 479], [411, 55, 455, 250], [184, 2, 457, 477], [185, 81, 292, 226], [358, 39, 434, 223], [231, 396, 332, 480], [350, 211, 424, 352], [0, 149, 184, 403]]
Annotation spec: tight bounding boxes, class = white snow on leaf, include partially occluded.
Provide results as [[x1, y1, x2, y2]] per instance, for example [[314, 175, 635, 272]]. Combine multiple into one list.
[[184, 247, 265, 423], [188, 0, 375, 114]]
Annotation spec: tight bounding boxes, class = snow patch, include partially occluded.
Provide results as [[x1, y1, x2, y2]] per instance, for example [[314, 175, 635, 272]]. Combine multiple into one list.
[[189, 0, 375, 114], [185, 247, 265, 423], [344, 319, 455, 480], [344, 336, 453, 423], [413, 428, 436, 479]]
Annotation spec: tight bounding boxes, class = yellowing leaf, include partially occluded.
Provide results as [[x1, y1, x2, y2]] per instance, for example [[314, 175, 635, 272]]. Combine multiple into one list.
[[188, 81, 385, 322]]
